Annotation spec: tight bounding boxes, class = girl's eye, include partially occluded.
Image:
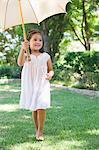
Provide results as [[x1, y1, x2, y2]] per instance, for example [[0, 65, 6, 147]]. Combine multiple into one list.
[[33, 38, 42, 42]]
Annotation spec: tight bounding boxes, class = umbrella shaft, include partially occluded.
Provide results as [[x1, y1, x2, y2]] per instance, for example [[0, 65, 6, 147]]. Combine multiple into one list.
[[18, 0, 27, 41], [18, 0, 31, 61]]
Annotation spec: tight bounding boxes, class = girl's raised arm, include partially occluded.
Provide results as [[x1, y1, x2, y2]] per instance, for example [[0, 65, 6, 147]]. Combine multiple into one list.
[[17, 41, 29, 66]]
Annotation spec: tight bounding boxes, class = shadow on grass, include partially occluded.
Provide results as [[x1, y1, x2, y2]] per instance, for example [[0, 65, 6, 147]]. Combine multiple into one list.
[[45, 108, 99, 149], [0, 110, 36, 150], [0, 86, 99, 149], [44, 89, 99, 149]]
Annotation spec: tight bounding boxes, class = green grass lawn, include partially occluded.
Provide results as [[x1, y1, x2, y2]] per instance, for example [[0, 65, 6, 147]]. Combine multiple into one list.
[[0, 82, 99, 150]]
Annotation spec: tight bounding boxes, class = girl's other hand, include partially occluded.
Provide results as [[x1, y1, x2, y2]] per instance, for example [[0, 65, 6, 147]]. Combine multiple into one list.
[[45, 73, 52, 80]]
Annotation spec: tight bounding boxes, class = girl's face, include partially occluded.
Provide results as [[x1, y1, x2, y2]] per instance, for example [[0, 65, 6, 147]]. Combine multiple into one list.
[[30, 33, 43, 51]]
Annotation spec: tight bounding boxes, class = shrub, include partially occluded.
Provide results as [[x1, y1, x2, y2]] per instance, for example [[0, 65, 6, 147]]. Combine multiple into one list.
[[53, 51, 99, 90], [0, 65, 22, 79]]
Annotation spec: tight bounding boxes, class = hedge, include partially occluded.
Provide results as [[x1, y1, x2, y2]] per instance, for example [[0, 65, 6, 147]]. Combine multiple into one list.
[[53, 51, 99, 90], [0, 65, 22, 79]]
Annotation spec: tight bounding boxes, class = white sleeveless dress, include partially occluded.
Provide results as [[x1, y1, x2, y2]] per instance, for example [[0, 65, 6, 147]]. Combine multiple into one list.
[[19, 52, 51, 111]]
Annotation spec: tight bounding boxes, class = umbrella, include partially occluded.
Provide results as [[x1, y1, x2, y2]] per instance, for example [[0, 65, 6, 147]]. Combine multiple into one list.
[[0, 0, 70, 59]]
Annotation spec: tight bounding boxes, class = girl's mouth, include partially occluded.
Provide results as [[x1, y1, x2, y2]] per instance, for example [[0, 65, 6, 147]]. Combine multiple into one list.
[[35, 45, 41, 46]]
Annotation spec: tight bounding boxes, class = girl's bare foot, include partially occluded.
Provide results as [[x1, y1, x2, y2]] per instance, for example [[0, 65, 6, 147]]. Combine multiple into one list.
[[36, 130, 44, 141], [35, 130, 38, 139]]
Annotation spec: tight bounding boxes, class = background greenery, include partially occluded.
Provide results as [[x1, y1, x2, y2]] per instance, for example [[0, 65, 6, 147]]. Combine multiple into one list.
[[53, 51, 99, 90], [0, 51, 99, 90]]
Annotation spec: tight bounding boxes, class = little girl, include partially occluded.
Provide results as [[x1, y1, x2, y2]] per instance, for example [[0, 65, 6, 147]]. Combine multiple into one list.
[[18, 29, 54, 141]]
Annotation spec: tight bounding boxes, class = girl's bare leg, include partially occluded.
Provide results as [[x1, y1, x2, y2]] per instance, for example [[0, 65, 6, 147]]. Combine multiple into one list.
[[37, 109, 46, 138], [32, 111, 38, 133]]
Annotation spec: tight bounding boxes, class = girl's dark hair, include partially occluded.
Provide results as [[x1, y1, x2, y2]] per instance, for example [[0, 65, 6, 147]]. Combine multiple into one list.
[[28, 29, 44, 53]]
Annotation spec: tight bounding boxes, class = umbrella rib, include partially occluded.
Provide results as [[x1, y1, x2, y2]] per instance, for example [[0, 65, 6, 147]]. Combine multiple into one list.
[[4, 0, 10, 30], [28, 0, 39, 24], [58, 4, 66, 13]]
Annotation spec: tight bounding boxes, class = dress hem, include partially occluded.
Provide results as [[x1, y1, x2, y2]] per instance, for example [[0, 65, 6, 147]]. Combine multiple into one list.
[[19, 106, 51, 111]]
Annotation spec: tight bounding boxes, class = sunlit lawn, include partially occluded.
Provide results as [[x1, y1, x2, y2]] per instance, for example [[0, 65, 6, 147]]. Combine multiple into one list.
[[0, 82, 99, 150]]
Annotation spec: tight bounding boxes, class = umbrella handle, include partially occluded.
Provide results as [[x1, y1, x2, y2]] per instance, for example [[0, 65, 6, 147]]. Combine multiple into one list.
[[18, 0, 31, 61]]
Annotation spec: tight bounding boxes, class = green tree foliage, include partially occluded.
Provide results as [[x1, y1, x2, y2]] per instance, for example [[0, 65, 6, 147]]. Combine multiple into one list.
[[65, 0, 99, 51], [0, 28, 22, 65]]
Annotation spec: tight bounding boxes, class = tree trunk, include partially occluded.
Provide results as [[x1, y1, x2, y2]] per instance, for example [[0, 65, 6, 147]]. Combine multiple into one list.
[[82, 0, 91, 51], [69, 0, 91, 51], [42, 22, 50, 53]]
